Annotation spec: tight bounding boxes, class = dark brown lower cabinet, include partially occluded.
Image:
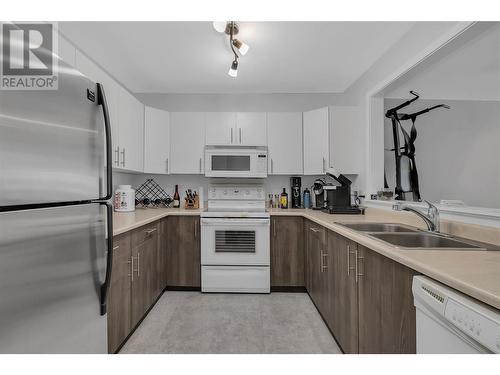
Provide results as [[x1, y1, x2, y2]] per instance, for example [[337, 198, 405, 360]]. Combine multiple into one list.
[[131, 222, 160, 327], [108, 221, 164, 353], [158, 218, 168, 291], [166, 216, 201, 288], [328, 231, 359, 353], [271, 216, 304, 288], [357, 244, 417, 354], [323, 230, 417, 354], [304, 220, 330, 319], [107, 233, 132, 354]]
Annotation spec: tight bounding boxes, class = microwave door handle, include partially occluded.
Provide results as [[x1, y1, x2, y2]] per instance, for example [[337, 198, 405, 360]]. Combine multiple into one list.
[[96, 83, 113, 201]]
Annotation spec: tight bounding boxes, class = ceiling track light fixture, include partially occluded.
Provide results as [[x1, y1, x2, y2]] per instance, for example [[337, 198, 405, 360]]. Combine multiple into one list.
[[213, 21, 250, 78]]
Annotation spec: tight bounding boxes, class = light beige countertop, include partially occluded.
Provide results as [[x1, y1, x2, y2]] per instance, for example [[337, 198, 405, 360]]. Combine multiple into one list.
[[113, 207, 203, 236], [113, 206, 500, 310]]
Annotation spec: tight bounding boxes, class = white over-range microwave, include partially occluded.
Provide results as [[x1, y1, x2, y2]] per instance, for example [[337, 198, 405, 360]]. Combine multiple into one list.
[[204, 146, 268, 178]]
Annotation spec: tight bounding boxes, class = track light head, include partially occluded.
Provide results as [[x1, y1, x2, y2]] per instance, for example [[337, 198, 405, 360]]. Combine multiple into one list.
[[232, 39, 249, 56], [213, 21, 226, 33], [228, 60, 238, 78]]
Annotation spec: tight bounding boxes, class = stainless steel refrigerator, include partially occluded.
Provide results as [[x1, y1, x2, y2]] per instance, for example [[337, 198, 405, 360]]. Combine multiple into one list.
[[0, 53, 113, 353]]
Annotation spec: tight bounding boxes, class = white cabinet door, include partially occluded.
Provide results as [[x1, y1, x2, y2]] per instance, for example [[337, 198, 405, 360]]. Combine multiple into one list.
[[329, 106, 362, 175], [205, 112, 236, 145], [58, 35, 75, 67], [75, 50, 121, 168], [144, 107, 170, 174], [170, 112, 205, 174], [118, 88, 144, 172], [267, 112, 303, 175], [236, 112, 267, 146], [303, 107, 329, 175]]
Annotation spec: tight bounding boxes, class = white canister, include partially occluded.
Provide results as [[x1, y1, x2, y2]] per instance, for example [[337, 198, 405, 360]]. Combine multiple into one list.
[[114, 185, 136, 212]]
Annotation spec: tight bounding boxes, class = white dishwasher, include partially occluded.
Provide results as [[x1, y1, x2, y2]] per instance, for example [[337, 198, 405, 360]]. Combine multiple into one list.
[[412, 276, 500, 353]]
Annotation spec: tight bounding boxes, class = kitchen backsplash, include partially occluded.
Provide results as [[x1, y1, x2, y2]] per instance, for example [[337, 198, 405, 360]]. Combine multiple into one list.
[[113, 172, 360, 207]]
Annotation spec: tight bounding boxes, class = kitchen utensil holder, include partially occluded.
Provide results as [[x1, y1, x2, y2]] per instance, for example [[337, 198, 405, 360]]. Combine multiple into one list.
[[184, 195, 199, 209]]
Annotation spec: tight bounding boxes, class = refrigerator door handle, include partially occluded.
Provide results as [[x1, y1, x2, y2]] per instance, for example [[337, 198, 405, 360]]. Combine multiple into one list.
[[99, 201, 113, 315], [97, 83, 113, 201]]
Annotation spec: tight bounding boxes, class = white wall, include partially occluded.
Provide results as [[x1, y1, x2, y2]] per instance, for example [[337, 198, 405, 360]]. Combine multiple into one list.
[[344, 21, 472, 195], [136, 93, 353, 112], [385, 23, 500, 101], [384, 99, 500, 208]]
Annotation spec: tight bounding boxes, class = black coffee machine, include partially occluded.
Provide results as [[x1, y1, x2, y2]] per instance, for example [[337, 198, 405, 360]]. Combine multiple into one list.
[[323, 169, 362, 214], [290, 177, 301, 208], [312, 178, 326, 210]]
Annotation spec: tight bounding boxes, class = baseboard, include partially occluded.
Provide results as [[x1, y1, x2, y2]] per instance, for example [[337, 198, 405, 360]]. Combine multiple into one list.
[[166, 286, 201, 292], [271, 286, 307, 292]]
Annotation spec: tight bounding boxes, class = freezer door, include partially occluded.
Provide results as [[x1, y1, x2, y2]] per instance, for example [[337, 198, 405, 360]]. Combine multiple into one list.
[[0, 203, 108, 353], [0, 58, 107, 206]]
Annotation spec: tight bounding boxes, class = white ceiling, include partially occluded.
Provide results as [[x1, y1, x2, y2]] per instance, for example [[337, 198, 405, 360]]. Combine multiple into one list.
[[59, 21, 415, 94], [385, 23, 500, 101]]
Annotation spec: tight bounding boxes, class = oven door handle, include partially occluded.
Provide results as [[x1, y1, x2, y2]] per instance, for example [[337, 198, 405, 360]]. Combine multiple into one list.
[[201, 218, 270, 225]]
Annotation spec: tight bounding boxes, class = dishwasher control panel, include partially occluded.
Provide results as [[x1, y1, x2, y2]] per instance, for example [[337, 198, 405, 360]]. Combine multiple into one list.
[[444, 294, 500, 353]]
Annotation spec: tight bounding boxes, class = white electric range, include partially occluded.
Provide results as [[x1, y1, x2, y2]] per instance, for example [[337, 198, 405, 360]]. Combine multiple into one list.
[[200, 184, 270, 293]]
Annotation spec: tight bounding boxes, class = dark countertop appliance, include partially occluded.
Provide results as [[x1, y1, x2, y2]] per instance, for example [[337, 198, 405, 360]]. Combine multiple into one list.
[[312, 178, 326, 210], [322, 168, 363, 215], [290, 176, 301, 208]]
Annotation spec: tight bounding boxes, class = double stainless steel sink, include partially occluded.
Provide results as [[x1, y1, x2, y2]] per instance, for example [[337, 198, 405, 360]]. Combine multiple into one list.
[[337, 222, 492, 250]]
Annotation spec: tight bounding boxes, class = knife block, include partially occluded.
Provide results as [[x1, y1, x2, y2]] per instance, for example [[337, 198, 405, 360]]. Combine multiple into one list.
[[184, 195, 199, 209]]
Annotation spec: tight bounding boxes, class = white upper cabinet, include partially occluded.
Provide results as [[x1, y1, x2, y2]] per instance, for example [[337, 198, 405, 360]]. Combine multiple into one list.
[[170, 112, 206, 174], [329, 106, 362, 175], [236, 112, 267, 146], [205, 112, 236, 145], [303, 107, 329, 175], [267, 112, 303, 175], [144, 107, 170, 174], [117, 88, 144, 172], [205, 112, 267, 146]]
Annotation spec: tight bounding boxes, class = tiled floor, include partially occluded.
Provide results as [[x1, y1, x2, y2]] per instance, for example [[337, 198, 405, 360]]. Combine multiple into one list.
[[120, 291, 342, 354]]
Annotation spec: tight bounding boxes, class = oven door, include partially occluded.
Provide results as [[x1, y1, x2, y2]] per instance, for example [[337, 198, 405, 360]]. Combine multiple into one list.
[[201, 218, 270, 265]]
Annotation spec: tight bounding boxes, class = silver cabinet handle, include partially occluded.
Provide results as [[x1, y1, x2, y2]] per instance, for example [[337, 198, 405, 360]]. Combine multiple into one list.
[[199, 157, 202, 173], [136, 252, 140, 277], [239, 127, 242, 144], [319, 250, 323, 273], [347, 244, 351, 276], [321, 250, 328, 272], [309, 227, 320, 233], [271, 159, 274, 174], [120, 148, 126, 167], [128, 255, 134, 282], [166, 158, 169, 173], [322, 157, 326, 173], [347, 244, 356, 276], [114, 147, 120, 166], [230, 128, 233, 144], [145, 228, 157, 236], [355, 249, 364, 283]]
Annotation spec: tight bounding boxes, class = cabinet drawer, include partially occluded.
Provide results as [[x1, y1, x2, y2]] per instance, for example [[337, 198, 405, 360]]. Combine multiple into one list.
[[131, 222, 159, 247], [308, 221, 326, 244]]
